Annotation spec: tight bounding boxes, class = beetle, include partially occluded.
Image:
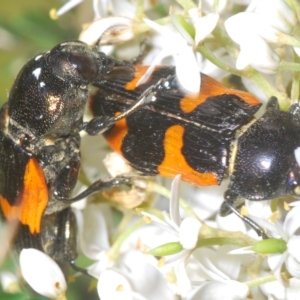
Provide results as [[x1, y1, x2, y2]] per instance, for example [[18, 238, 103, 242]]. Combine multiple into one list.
[[2, 40, 299, 267], [89, 64, 300, 237], [0, 41, 160, 268]]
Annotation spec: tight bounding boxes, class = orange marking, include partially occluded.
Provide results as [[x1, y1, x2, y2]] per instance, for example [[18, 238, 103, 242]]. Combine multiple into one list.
[[158, 125, 218, 186], [104, 112, 128, 154], [125, 66, 151, 90], [0, 158, 48, 234], [180, 75, 261, 113]]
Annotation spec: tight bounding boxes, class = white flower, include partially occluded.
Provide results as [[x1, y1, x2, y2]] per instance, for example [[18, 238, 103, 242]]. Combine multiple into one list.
[[253, 204, 300, 283], [188, 280, 249, 300], [140, 18, 201, 94], [79, 175, 201, 298], [75, 202, 174, 299], [225, 12, 283, 45], [19, 249, 66, 299], [141, 7, 219, 94], [0, 271, 19, 294], [179, 217, 202, 250], [286, 278, 300, 299], [97, 269, 135, 300], [139, 175, 208, 297], [225, 14, 280, 73], [186, 247, 249, 300], [87, 243, 175, 300], [259, 277, 285, 300], [192, 12, 219, 46], [225, 0, 300, 72], [79, 17, 134, 46], [75, 203, 112, 260], [141, 175, 202, 251], [246, 0, 298, 34], [96, 251, 175, 300]]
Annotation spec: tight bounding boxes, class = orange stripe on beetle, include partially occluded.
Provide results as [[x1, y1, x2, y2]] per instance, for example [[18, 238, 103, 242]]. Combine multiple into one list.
[[125, 66, 152, 91], [104, 112, 129, 154], [125, 67, 261, 113], [158, 125, 219, 186], [180, 75, 261, 114], [0, 158, 48, 234]]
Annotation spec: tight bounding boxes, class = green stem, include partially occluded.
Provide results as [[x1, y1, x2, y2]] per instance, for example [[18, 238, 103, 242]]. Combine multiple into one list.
[[196, 237, 254, 248], [245, 274, 277, 288], [286, 0, 300, 20], [108, 218, 147, 261], [291, 55, 300, 104], [279, 60, 300, 72], [278, 33, 300, 48], [199, 223, 258, 245], [111, 211, 134, 244]]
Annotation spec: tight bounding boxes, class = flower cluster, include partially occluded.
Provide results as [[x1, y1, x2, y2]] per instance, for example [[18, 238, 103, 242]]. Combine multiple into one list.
[[1, 0, 300, 299]]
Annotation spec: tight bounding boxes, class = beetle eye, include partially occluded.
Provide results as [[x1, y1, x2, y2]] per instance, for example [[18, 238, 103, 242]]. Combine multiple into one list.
[[69, 53, 98, 81]]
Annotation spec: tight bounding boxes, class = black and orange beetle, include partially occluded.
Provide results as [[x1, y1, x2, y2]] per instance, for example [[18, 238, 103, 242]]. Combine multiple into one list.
[[0, 41, 144, 266], [89, 64, 300, 237], [2, 40, 300, 266]]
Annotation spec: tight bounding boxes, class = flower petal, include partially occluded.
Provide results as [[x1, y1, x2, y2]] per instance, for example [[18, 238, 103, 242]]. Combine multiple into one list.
[[20, 249, 66, 298], [79, 17, 134, 45], [268, 252, 288, 285], [225, 12, 281, 44], [97, 270, 133, 300], [169, 174, 181, 227], [170, 13, 195, 46], [236, 36, 279, 74], [194, 13, 219, 46], [294, 47, 300, 58], [121, 251, 174, 300], [0, 271, 19, 293], [193, 248, 230, 281], [78, 203, 112, 260], [189, 280, 249, 300], [286, 254, 300, 278], [215, 246, 242, 280], [286, 278, 300, 299], [247, 0, 297, 33], [283, 206, 300, 238], [179, 217, 201, 250], [175, 45, 201, 94]]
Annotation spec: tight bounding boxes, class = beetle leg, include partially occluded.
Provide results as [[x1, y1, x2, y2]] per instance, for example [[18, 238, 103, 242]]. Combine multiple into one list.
[[220, 190, 269, 239], [85, 75, 174, 135], [50, 155, 131, 204], [41, 208, 77, 268], [69, 260, 93, 277], [54, 176, 131, 204]]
